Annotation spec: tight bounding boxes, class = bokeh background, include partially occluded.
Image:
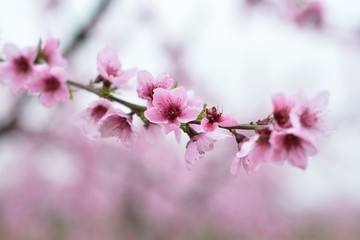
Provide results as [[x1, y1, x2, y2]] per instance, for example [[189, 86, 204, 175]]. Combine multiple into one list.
[[0, 0, 360, 239]]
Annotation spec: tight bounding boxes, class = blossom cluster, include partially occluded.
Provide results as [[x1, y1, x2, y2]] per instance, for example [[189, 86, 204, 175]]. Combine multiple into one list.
[[0, 38, 332, 175], [231, 92, 332, 175], [0, 37, 69, 107]]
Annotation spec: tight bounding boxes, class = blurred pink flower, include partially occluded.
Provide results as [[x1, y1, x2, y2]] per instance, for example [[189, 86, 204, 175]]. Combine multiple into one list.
[[231, 128, 273, 175], [26, 66, 69, 107], [98, 109, 137, 145], [73, 98, 114, 137], [97, 48, 136, 89], [272, 93, 295, 129], [42, 36, 67, 67], [294, 1, 324, 29], [290, 91, 332, 137], [201, 106, 238, 132], [185, 133, 218, 166], [0, 43, 37, 93], [136, 70, 174, 103], [144, 87, 201, 134], [270, 129, 317, 169]]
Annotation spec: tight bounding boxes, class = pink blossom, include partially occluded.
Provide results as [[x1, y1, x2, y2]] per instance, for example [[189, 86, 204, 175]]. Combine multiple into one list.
[[294, 1, 324, 29], [272, 93, 295, 129], [26, 66, 69, 107], [290, 91, 332, 137], [270, 129, 317, 170], [144, 87, 201, 134], [185, 133, 216, 166], [98, 109, 137, 145], [41, 36, 67, 67], [136, 70, 174, 102], [0, 43, 37, 93], [73, 98, 114, 137], [231, 128, 273, 175], [185, 132, 228, 167], [97, 48, 136, 89], [201, 106, 238, 132]]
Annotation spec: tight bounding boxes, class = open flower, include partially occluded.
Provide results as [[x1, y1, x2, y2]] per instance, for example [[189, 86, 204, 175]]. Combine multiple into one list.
[[97, 48, 136, 89], [270, 129, 317, 170], [26, 66, 69, 107], [73, 98, 114, 137], [231, 128, 273, 175], [272, 93, 295, 129], [0, 43, 37, 93], [98, 109, 137, 146], [144, 87, 201, 134], [201, 106, 238, 132], [41, 36, 67, 67], [136, 70, 174, 103], [290, 91, 332, 138]]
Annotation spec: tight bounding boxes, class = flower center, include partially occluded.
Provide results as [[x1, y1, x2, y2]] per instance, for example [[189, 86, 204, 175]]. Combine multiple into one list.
[[300, 108, 316, 128], [274, 108, 290, 127], [146, 84, 156, 100], [14, 57, 30, 73], [284, 134, 301, 151], [106, 66, 118, 77], [165, 105, 181, 121], [206, 107, 222, 123], [91, 105, 108, 122], [256, 128, 271, 145], [114, 116, 129, 129], [44, 76, 60, 92], [301, 7, 322, 28]]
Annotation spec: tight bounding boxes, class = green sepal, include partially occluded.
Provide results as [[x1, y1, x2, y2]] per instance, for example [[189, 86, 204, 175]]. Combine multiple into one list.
[[196, 104, 207, 120], [172, 81, 178, 89], [138, 111, 150, 127], [101, 87, 112, 98], [34, 39, 45, 64], [180, 123, 190, 134], [66, 82, 74, 100]]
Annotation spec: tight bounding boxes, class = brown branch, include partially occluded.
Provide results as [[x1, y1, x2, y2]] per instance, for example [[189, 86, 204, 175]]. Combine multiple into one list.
[[67, 80, 266, 131], [67, 80, 146, 113]]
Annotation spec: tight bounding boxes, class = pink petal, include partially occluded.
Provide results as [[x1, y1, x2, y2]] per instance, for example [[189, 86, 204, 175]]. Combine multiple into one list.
[[168, 87, 188, 106], [236, 135, 258, 158], [288, 147, 308, 170], [185, 141, 198, 164], [230, 157, 241, 176], [219, 114, 239, 127], [196, 134, 215, 153], [179, 106, 201, 122], [201, 119, 218, 133], [155, 72, 173, 89], [152, 88, 170, 109], [39, 93, 56, 108], [144, 107, 167, 123], [163, 121, 180, 134], [311, 91, 329, 112], [3, 43, 19, 59], [113, 68, 137, 86]]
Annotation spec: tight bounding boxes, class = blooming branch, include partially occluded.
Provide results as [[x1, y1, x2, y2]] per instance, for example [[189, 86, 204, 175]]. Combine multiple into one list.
[[0, 37, 333, 175]]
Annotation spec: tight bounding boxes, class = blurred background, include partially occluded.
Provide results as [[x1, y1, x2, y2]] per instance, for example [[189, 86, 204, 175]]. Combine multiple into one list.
[[0, 0, 360, 239]]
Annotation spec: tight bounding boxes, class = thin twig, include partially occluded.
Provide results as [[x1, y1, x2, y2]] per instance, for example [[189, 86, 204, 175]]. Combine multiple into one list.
[[67, 80, 146, 112], [67, 80, 265, 131]]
